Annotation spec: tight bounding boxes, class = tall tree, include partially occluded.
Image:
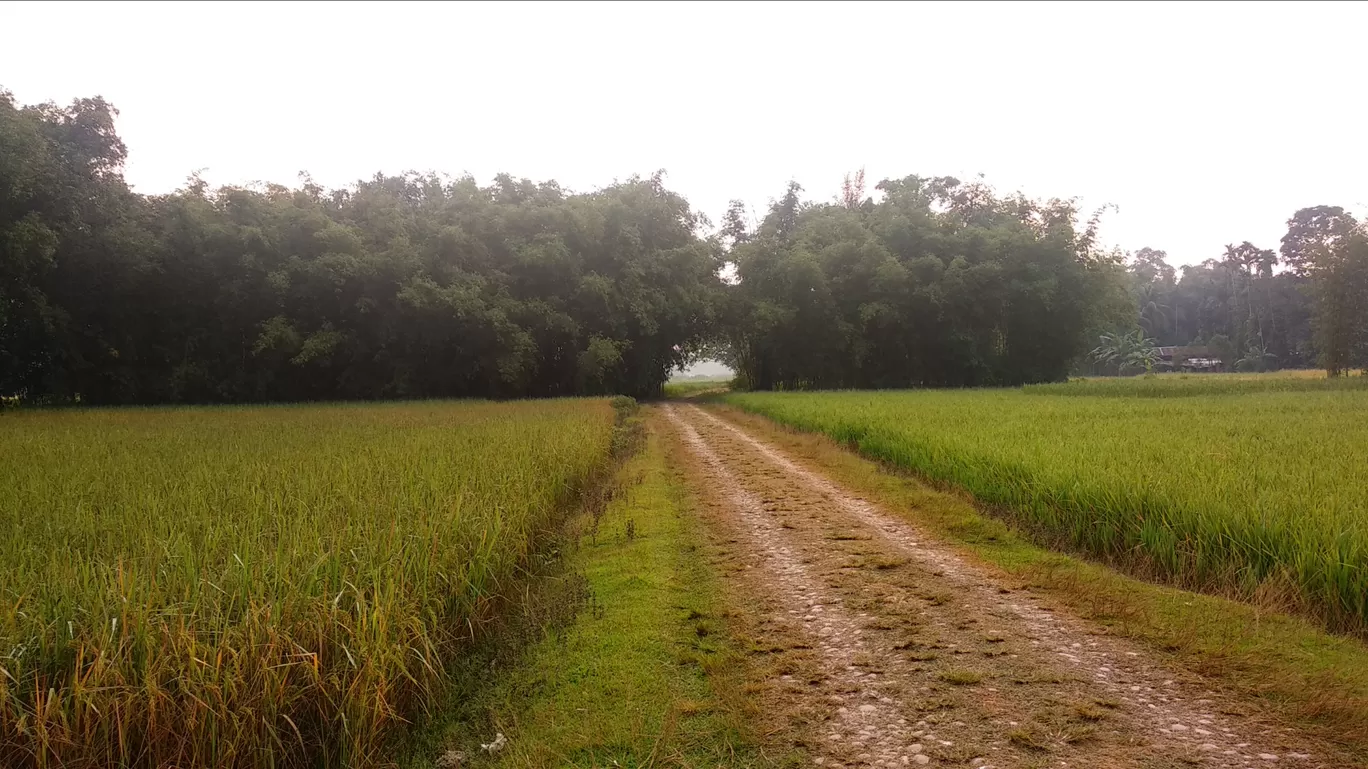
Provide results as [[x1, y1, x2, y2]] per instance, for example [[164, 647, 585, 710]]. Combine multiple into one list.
[[1220, 241, 1278, 368], [0, 91, 141, 402], [840, 167, 867, 210], [1280, 206, 1367, 375]]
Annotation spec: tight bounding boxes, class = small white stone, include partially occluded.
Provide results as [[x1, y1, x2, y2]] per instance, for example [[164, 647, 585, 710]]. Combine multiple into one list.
[[1258, 754, 1279, 761], [859, 704, 877, 713], [909, 744, 923, 754], [913, 756, 930, 766], [1170, 724, 1189, 731]]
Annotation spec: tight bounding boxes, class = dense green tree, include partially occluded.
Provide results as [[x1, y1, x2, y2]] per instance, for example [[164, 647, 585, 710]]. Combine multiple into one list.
[[1116, 206, 1367, 377], [0, 91, 144, 402], [1131, 247, 1176, 287], [6, 90, 1356, 403], [1279, 206, 1367, 376], [1125, 210, 1364, 376], [1, 92, 723, 403], [719, 176, 1125, 389], [1124, 240, 1319, 372]]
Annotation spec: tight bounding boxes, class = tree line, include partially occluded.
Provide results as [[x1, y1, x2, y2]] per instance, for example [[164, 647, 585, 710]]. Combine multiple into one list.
[[3, 91, 1364, 405], [710, 175, 1129, 388], [1114, 205, 1368, 376], [2, 92, 720, 403]]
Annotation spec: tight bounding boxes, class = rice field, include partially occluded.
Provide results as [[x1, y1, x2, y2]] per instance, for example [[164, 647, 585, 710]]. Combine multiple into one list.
[[724, 378, 1368, 634], [0, 399, 617, 768], [663, 377, 733, 399], [1026, 370, 1368, 398]]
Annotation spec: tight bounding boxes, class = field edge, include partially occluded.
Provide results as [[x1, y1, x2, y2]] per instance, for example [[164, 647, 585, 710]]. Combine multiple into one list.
[[403, 405, 766, 767]]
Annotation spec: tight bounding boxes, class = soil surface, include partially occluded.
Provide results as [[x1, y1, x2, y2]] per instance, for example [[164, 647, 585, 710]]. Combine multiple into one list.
[[661, 403, 1335, 769]]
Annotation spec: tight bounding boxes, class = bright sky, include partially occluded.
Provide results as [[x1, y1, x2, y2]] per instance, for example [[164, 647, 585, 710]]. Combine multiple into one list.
[[3, 1, 1364, 267]]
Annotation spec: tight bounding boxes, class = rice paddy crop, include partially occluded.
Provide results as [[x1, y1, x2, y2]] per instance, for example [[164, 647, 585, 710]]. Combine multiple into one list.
[[724, 380, 1368, 634], [1026, 370, 1368, 398], [0, 399, 616, 768], [663, 378, 732, 398]]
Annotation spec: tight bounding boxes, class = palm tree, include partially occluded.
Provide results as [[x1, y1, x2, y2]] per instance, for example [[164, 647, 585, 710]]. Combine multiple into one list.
[[1136, 284, 1170, 339], [1222, 242, 1279, 356]]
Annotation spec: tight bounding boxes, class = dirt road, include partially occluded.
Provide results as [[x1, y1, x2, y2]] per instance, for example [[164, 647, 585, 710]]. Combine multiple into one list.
[[662, 404, 1331, 769]]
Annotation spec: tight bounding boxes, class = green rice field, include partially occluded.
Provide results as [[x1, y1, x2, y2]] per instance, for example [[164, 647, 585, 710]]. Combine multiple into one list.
[[0, 400, 617, 768], [1026, 370, 1368, 397], [725, 376, 1368, 634]]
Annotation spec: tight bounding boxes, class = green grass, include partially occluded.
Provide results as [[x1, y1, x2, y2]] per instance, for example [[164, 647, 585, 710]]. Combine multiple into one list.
[[412, 414, 758, 768], [707, 405, 1368, 761], [663, 378, 733, 399], [1027, 370, 1368, 398], [723, 384, 1368, 634], [939, 669, 983, 686], [0, 399, 619, 767]]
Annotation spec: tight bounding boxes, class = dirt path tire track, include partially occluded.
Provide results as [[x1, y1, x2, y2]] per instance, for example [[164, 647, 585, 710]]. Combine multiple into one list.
[[662, 404, 1332, 769]]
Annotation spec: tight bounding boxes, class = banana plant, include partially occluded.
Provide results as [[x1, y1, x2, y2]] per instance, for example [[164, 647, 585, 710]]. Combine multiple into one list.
[[1091, 329, 1160, 373]]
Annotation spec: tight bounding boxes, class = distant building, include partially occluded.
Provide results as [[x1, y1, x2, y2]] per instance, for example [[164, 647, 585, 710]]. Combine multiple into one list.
[[1156, 346, 1223, 372]]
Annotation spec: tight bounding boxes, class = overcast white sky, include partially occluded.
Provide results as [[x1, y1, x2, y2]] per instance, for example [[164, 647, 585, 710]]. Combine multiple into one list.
[[2, 1, 1363, 267]]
